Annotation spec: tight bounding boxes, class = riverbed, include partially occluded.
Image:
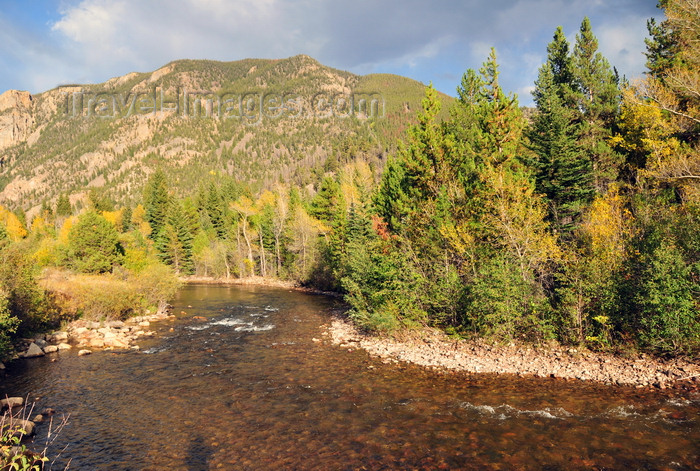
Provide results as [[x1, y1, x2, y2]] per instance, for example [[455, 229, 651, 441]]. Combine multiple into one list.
[[2, 284, 698, 470]]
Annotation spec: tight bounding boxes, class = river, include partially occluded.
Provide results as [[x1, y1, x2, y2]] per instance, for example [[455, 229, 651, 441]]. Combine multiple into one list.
[[2, 284, 698, 470]]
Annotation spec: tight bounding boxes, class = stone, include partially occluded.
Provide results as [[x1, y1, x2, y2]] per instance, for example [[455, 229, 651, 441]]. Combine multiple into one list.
[[103, 337, 129, 349], [51, 331, 69, 342], [13, 419, 35, 436], [138, 320, 150, 327], [57, 342, 72, 350], [0, 397, 24, 409], [23, 343, 45, 358], [43, 345, 59, 354], [34, 338, 48, 348], [78, 349, 92, 356], [88, 338, 105, 348], [32, 414, 44, 423]]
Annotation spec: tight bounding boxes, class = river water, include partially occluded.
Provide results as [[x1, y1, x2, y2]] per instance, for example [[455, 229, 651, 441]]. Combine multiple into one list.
[[1, 284, 698, 470]]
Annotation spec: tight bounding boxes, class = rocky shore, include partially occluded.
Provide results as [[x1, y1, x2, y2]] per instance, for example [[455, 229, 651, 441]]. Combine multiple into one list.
[[325, 317, 700, 390], [6, 310, 174, 364]]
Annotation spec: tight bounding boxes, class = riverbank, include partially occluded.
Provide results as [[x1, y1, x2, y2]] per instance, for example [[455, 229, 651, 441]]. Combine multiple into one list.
[[325, 317, 700, 390], [181, 276, 343, 297]]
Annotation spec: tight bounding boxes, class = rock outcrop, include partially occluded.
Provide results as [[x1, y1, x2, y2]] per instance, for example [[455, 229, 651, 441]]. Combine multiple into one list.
[[0, 90, 34, 151]]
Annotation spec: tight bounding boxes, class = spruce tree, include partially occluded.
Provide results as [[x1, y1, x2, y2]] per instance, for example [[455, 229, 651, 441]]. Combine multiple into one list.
[[143, 169, 171, 239], [572, 17, 622, 191], [529, 29, 594, 234], [156, 200, 194, 274]]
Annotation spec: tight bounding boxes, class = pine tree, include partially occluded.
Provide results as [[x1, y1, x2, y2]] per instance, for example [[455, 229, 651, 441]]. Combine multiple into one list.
[[572, 17, 622, 191], [143, 169, 171, 239], [67, 211, 122, 273], [156, 200, 194, 274], [529, 29, 594, 234], [55, 194, 72, 217], [205, 182, 227, 239], [645, 1, 681, 79], [310, 176, 341, 225]]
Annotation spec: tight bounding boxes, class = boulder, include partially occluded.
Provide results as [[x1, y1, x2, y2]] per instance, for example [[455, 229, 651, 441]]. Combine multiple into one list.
[[12, 419, 35, 436], [33, 338, 48, 349], [78, 349, 92, 356], [57, 343, 72, 350], [103, 337, 129, 349], [88, 338, 105, 348], [23, 343, 45, 358], [50, 331, 69, 343], [43, 345, 59, 354], [0, 397, 24, 409]]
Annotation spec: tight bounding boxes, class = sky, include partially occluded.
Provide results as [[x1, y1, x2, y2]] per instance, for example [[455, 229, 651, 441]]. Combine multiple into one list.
[[0, 0, 662, 106]]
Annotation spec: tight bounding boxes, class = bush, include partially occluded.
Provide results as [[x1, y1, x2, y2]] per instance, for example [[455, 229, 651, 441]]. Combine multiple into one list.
[[41, 263, 181, 321], [66, 211, 122, 273], [0, 292, 19, 359]]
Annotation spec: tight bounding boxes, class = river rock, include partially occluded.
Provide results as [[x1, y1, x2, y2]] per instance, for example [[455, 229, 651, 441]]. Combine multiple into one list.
[[78, 349, 92, 356], [50, 331, 69, 343], [88, 338, 105, 348], [43, 345, 59, 354], [23, 343, 45, 358], [13, 419, 35, 436], [72, 327, 88, 336], [57, 342, 72, 350], [0, 397, 24, 409], [103, 336, 129, 349]]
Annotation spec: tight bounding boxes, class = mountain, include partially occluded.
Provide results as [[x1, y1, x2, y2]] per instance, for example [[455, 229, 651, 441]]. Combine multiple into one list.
[[0, 55, 451, 216]]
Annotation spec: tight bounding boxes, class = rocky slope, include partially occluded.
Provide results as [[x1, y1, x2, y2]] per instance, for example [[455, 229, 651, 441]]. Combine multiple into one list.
[[0, 56, 445, 216]]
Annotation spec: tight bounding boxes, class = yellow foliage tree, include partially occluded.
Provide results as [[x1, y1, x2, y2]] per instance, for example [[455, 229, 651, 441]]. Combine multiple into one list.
[[0, 206, 27, 241]]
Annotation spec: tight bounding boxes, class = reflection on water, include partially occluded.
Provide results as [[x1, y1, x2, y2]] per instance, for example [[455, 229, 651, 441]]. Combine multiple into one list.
[[2, 284, 698, 470]]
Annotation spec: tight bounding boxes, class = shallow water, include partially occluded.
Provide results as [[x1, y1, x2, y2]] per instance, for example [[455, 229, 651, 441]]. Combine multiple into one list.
[[2, 284, 698, 470]]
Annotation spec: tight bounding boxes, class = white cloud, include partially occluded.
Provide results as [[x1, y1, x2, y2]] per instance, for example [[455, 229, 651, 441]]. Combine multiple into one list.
[[0, 0, 661, 103], [597, 15, 650, 81]]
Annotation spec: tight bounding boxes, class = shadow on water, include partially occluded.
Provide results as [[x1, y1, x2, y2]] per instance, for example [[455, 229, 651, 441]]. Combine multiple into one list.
[[2, 284, 698, 470], [185, 433, 214, 471]]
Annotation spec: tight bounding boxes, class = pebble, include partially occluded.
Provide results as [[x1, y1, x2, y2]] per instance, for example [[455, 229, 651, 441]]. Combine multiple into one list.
[[326, 318, 700, 387]]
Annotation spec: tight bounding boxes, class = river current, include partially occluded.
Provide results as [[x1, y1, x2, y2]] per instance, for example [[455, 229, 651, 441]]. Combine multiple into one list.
[[1, 284, 698, 470]]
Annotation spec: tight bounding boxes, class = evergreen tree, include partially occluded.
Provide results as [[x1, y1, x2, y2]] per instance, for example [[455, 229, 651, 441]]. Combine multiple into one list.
[[205, 182, 227, 239], [67, 211, 122, 273], [143, 169, 171, 239], [645, 1, 681, 79], [87, 188, 115, 212], [572, 17, 622, 191], [156, 200, 194, 274], [55, 194, 72, 217], [528, 29, 594, 234], [310, 176, 341, 225]]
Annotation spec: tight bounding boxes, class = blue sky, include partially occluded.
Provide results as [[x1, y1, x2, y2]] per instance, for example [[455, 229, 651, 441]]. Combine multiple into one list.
[[0, 0, 661, 106]]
